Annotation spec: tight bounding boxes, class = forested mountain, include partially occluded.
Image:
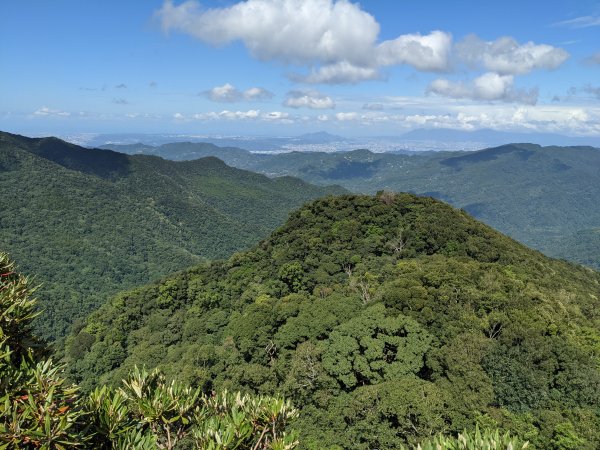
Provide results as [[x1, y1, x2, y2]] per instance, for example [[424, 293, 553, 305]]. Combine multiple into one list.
[[66, 193, 600, 449], [0, 250, 528, 449], [103, 141, 600, 269], [0, 131, 345, 340]]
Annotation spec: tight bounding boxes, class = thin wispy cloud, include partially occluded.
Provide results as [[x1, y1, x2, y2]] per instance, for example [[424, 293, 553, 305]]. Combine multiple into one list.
[[363, 103, 384, 111], [583, 84, 600, 100], [33, 106, 70, 117], [113, 98, 129, 105], [553, 15, 600, 28], [584, 52, 600, 65], [115, 83, 127, 89]]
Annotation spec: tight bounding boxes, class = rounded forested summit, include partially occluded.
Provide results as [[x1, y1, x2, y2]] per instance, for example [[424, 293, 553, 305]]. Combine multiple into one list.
[[66, 192, 600, 449]]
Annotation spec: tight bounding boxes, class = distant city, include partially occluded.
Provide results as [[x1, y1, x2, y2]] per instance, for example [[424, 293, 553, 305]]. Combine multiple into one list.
[[52, 129, 600, 154]]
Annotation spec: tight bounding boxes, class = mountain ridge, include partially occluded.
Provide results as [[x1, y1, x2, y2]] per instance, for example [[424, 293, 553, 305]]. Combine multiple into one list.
[[95, 140, 600, 269], [0, 131, 346, 339]]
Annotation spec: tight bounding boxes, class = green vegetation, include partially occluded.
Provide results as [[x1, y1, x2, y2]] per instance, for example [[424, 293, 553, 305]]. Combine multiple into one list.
[[66, 193, 600, 449], [108, 141, 600, 269], [0, 251, 534, 450], [0, 131, 344, 340], [401, 426, 529, 449], [255, 144, 600, 270], [0, 252, 300, 449]]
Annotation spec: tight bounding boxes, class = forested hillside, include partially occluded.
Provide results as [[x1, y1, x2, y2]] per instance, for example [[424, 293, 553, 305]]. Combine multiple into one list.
[[0, 131, 345, 340], [102, 141, 600, 269], [67, 193, 600, 449]]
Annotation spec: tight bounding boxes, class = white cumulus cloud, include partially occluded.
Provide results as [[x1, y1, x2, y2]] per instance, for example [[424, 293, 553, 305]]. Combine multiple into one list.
[[376, 30, 452, 71], [202, 83, 273, 102], [157, 0, 378, 66], [456, 35, 569, 75], [284, 90, 335, 109], [335, 112, 359, 121], [428, 72, 539, 105], [156, 0, 452, 83], [156, 1, 568, 85], [299, 61, 381, 84]]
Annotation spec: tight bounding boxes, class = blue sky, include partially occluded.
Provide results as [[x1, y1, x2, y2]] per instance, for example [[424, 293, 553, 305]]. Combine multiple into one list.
[[1, 0, 599, 137]]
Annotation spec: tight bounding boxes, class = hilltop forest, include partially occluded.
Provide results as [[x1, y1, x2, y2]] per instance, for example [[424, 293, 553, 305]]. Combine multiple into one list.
[[65, 193, 600, 449], [0, 132, 344, 340]]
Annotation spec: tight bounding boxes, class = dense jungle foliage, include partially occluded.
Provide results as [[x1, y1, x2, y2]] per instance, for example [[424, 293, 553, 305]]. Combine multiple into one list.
[[66, 193, 600, 449], [0, 252, 300, 449], [0, 131, 344, 340], [105, 141, 600, 270], [0, 244, 535, 450]]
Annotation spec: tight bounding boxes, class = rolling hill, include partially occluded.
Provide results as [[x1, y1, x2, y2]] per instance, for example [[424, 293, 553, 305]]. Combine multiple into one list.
[[0, 131, 345, 339], [102, 141, 600, 269]]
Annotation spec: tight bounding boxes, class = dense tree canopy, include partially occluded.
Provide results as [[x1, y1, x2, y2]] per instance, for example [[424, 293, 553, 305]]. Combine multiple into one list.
[[0, 252, 301, 449], [0, 131, 344, 340], [65, 193, 600, 449], [104, 141, 600, 270]]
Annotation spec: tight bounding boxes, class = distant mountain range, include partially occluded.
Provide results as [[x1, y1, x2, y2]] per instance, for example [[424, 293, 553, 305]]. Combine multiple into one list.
[[400, 128, 600, 147], [101, 140, 600, 270], [74, 129, 600, 153], [0, 131, 345, 339]]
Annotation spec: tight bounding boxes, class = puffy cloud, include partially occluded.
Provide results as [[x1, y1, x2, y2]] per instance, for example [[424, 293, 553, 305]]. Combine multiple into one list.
[[284, 90, 335, 109], [156, 0, 451, 83], [335, 112, 359, 121], [455, 35, 569, 75], [243, 87, 274, 101], [202, 83, 273, 102], [218, 109, 261, 119], [157, 1, 567, 85], [192, 109, 293, 123], [203, 83, 238, 102], [298, 61, 380, 84], [322, 104, 600, 135], [173, 112, 185, 120], [261, 111, 293, 123], [33, 107, 70, 117], [376, 30, 452, 71], [157, 0, 378, 66], [428, 72, 539, 105]]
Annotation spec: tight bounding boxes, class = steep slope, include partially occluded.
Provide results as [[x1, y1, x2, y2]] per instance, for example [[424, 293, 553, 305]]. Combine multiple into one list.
[[67, 193, 600, 449], [0, 131, 345, 339]]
